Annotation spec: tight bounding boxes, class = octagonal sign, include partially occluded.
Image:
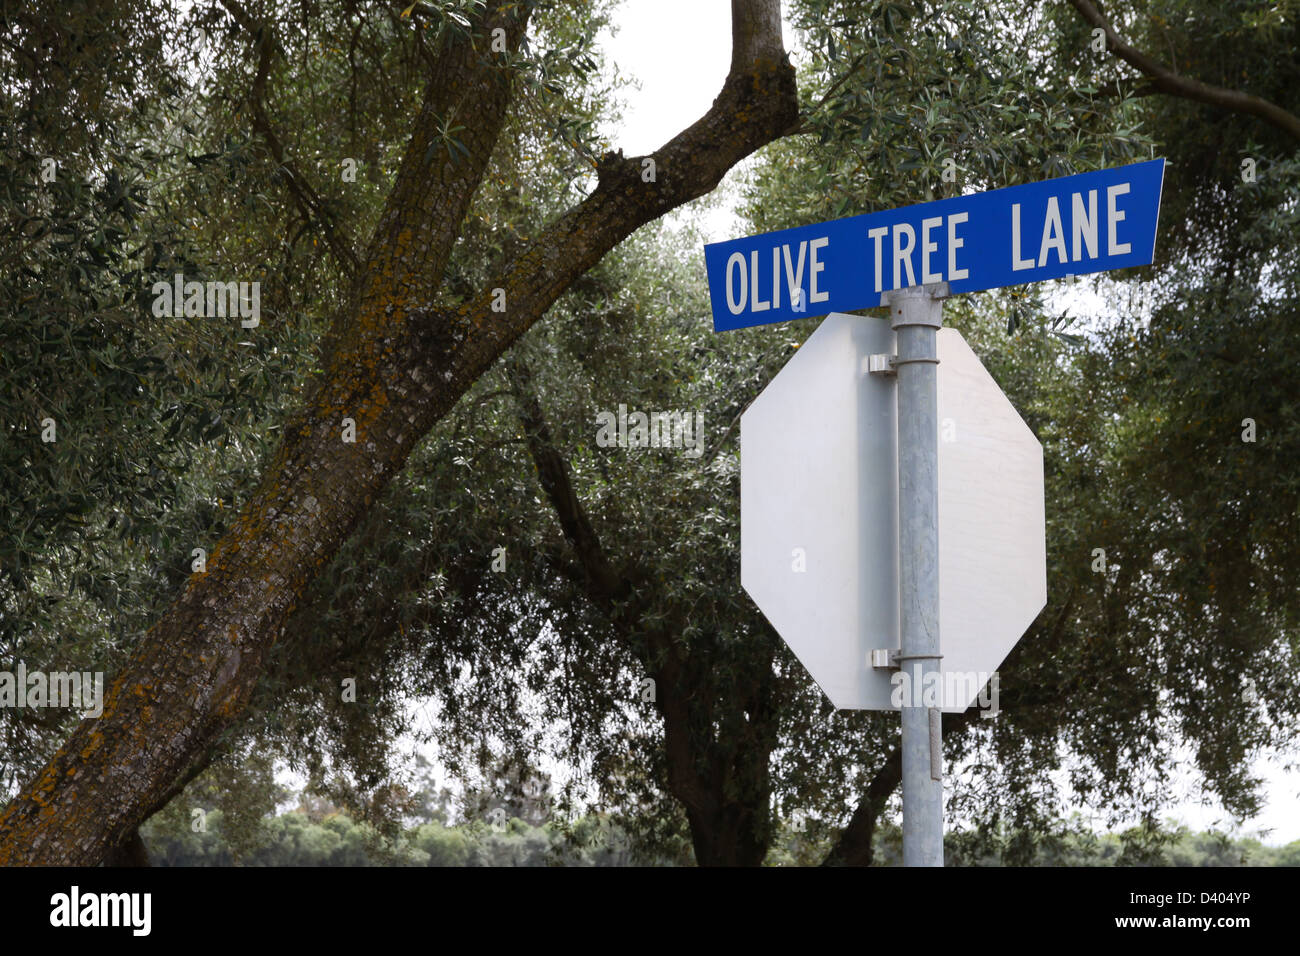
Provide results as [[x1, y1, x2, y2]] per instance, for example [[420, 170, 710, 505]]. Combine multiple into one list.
[[740, 313, 1046, 711]]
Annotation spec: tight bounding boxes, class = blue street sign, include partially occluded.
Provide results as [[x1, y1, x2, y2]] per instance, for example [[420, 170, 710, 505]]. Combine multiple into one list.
[[704, 159, 1165, 331]]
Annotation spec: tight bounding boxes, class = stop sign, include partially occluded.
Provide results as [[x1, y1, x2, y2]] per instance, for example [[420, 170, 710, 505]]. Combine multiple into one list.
[[740, 312, 1046, 711]]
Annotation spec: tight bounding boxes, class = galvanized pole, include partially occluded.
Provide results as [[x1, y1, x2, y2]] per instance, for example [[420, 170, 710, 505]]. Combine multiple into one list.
[[887, 282, 946, 867]]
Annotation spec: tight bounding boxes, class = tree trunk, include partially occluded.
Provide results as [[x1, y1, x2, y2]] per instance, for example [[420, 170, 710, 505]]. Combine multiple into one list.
[[687, 803, 769, 867], [511, 364, 781, 866], [820, 748, 900, 866], [0, 0, 797, 865], [103, 827, 150, 867]]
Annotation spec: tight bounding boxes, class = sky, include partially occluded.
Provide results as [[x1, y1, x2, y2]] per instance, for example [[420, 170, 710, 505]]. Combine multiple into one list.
[[595, 1, 1298, 845], [595, 1, 734, 156], [595, 0, 762, 242]]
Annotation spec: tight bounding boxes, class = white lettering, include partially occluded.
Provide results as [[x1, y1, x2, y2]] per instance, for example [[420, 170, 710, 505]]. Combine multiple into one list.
[[725, 252, 746, 315], [947, 212, 968, 281], [1107, 183, 1131, 254], [749, 250, 770, 312], [772, 246, 782, 309], [920, 217, 942, 284], [1038, 196, 1067, 267], [49, 886, 151, 936], [783, 242, 807, 303], [1072, 189, 1098, 261], [868, 226, 888, 293], [809, 237, 829, 303], [892, 223, 916, 289], [1011, 204, 1033, 271]]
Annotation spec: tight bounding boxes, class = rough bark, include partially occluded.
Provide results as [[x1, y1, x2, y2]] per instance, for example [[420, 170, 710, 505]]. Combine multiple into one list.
[[0, 0, 797, 865]]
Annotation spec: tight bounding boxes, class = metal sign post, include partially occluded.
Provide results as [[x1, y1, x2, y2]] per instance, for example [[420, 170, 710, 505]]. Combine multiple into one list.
[[887, 283, 947, 867]]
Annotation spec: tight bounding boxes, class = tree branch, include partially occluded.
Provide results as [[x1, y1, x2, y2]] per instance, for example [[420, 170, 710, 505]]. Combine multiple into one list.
[[103, 827, 150, 867], [821, 708, 977, 866], [820, 744, 901, 866], [506, 361, 729, 836], [507, 358, 628, 605], [219, 0, 361, 276], [348, 0, 532, 326], [1067, 0, 1300, 142], [0, 0, 797, 867], [796, 51, 871, 134], [703, 404, 744, 467]]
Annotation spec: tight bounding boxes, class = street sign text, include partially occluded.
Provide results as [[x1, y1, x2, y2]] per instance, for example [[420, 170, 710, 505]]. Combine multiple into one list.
[[706, 159, 1166, 330]]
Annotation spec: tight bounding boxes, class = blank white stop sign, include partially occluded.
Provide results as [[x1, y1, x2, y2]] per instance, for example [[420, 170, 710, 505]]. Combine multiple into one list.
[[740, 312, 1046, 711]]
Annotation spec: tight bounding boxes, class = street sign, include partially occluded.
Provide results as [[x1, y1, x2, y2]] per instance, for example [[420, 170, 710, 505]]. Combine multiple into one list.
[[740, 313, 1046, 711], [722, 163, 1161, 865], [705, 159, 1165, 330]]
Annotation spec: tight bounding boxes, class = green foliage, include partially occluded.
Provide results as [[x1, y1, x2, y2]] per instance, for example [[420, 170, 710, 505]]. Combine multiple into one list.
[[143, 783, 1299, 865], [747, 0, 1151, 231], [0, 0, 326, 789], [142, 778, 661, 866], [1, 0, 620, 812], [730, 0, 1300, 854], [3, 0, 1296, 867]]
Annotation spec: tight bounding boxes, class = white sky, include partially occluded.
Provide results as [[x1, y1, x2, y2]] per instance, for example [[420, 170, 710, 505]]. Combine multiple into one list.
[[596, 0, 733, 156], [596, 1, 1298, 847], [596, 0, 770, 242]]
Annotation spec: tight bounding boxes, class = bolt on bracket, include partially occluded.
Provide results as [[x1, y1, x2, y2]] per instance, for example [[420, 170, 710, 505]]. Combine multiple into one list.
[[866, 353, 898, 377], [870, 648, 900, 670]]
